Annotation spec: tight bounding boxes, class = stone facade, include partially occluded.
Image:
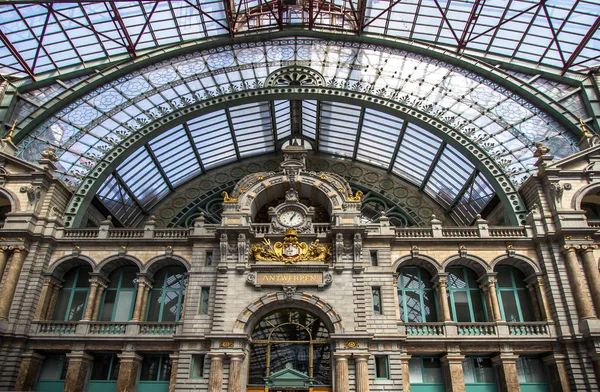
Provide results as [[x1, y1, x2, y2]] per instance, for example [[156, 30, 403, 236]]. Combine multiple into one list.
[[0, 141, 599, 392]]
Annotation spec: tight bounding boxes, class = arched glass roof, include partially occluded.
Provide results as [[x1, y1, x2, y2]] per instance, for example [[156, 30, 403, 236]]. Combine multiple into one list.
[[1, 1, 598, 79]]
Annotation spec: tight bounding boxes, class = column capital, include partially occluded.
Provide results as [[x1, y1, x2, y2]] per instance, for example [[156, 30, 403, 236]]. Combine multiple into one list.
[[229, 353, 245, 361], [135, 273, 154, 286], [207, 352, 226, 360], [579, 245, 598, 253], [21, 351, 45, 362], [562, 244, 579, 253], [542, 353, 566, 365], [353, 354, 370, 362], [333, 352, 351, 361], [0, 245, 10, 252], [9, 245, 27, 253], [440, 353, 465, 364], [491, 352, 519, 365], [117, 352, 143, 363], [66, 351, 93, 362]]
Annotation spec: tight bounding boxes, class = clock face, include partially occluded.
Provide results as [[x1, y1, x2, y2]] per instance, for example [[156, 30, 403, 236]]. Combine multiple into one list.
[[279, 210, 305, 227]]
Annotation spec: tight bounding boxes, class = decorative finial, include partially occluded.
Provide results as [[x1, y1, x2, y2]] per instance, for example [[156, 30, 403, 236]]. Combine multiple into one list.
[[6, 120, 16, 142], [346, 190, 363, 202], [221, 191, 238, 203], [580, 118, 589, 137], [41, 146, 59, 162], [533, 142, 550, 157]]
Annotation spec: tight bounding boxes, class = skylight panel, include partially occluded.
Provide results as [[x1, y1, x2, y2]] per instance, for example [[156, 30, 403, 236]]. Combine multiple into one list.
[[393, 123, 442, 185], [187, 111, 237, 168], [425, 144, 475, 208], [319, 102, 361, 157], [229, 102, 275, 157], [149, 126, 202, 187], [274, 101, 291, 139], [302, 101, 318, 139], [356, 109, 404, 169], [450, 173, 494, 225], [117, 148, 170, 208], [97, 174, 144, 226]]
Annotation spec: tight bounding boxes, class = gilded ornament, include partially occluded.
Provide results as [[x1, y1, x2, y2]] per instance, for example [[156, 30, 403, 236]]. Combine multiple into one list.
[[240, 188, 247, 193], [345, 190, 363, 203], [249, 228, 332, 264], [320, 174, 327, 180], [257, 175, 264, 180], [5, 120, 16, 143], [219, 341, 234, 348], [343, 341, 360, 348], [222, 191, 238, 203], [41, 146, 59, 162]]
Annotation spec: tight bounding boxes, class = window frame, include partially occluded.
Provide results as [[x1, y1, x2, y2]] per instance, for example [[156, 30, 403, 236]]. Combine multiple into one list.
[[205, 251, 213, 266], [139, 354, 172, 383], [52, 266, 91, 321], [370, 250, 378, 266], [372, 287, 383, 315], [397, 266, 438, 322], [495, 266, 535, 322], [190, 354, 206, 379], [98, 266, 138, 322], [408, 356, 445, 386], [145, 266, 186, 322], [374, 355, 390, 380], [199, 287, 210, 315], [447, 267, 488, 322], [463, 356, 497, 385]]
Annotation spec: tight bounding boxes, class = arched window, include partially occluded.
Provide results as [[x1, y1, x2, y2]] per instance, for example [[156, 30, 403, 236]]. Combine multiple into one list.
[[248, 309, 331, 387], [99, 266, 138, 322], [447, 267, 487, 322], [0, 193, 12, 228], [397, 266, 437, 322], [52, 266, 91, 321], [495, 266, 535, 322], [146, 266, 186, 322]]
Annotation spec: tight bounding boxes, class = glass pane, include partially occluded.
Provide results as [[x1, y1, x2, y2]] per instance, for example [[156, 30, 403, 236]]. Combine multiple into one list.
[[39, 355, 66, 380], [90, 355, 112, 380], [100, 290, 117, 321], [249, 345, 267, 384], [470, 291, 486, 322], [113, 290, 134, 321], [146, 290, 162, 321], [62, 270, 77, 288], [497, 267, 513, 287], [52, 290, 70, 320], [191, 355, 205, 378], [375, 356, 388, 378], [518, 291, 536, 322], [75, 267, 91, 287], [423, 290, 437, 322], [67, 291, 88, 321], [453, 291, 471, 322], [423, 358, 444, 383], [161, 290, 181, 321], [270, 343, 309, 375], [313, 344, 330, 385], [463, 358, 475, 383], [473, 358, 495, 383], [120, 267, 137, 288], [373, 288, 382, 315], [199, 287, 209, 315], [159, 357, 172, 381], [518, 357, 547, 383], [140, 357, 161, 381], [501, 291, 521, 322], [408, 358, 423, 383]]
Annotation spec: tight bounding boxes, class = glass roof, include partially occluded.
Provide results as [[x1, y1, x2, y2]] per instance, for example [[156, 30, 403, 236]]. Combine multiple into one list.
[[1, 1, 598, 80], [15, 38, 579, 189], [95, 99, 494, 227]]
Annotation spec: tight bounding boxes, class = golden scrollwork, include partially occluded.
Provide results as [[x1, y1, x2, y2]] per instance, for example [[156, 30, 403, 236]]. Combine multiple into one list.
[[345, 190, 363, 202], [343, 341, 360, 348], [219, 341, 234, 348], [249, 228, 332, 264], [221, 191, 238, 203]]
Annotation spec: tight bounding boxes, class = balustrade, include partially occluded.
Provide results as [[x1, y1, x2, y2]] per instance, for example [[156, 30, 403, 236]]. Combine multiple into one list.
[[507, 322, 550, 336], [405, 322, 445, 336]]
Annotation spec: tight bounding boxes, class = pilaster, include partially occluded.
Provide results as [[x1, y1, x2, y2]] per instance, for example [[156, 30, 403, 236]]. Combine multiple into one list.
[[207, 353, 224, 392], [440, 352, 465, 392], [14, 351, 45, 391], [0, 245, 28, 320], [334, 353, 350, 392], [354, 354, 370, 392], [116, 352, 142, 392], [542, 353, 571, 392], [491, 352, 521, 392], [64, 351, 93, 392]]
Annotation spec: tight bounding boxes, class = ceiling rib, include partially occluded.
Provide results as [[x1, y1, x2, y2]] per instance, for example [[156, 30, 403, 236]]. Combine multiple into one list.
[[562, 15, 600, 74]]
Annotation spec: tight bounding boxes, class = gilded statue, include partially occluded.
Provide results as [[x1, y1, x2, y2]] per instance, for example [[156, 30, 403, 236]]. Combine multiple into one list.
[[346, 190, 363, 202], [249, 228, 332, 264]]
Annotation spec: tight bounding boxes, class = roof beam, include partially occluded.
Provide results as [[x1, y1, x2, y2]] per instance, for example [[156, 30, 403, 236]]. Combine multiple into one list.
[[270, 100, 279, 151], [132, 2, 160, 49], [363, 0, 404, 29], [388, 120, 408, 173], [144, 145, 174, 192], [0, 30, 36, 81], [182, 122, 206, 173], [457, 0, 483, 51], [224, 108, 242, 160], [183, 0, 232, 34], [447, 169, 479, 211], [352, 107, 366, 159], [112, 170, 148, 215], [110, 2, 137, 57], [469, 2, 540, 46], [562, 15, 600, 74], [419, 141, 446, 191], [432, 0, 460, 46]]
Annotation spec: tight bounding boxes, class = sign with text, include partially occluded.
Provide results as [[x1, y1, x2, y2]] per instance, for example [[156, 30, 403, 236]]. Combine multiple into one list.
[[256, 272, 323, 286]]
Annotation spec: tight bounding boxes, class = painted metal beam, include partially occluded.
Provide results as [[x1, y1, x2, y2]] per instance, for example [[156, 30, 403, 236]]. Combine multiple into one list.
[[0, 30, 36, 81], [562, 15, 600, 74]]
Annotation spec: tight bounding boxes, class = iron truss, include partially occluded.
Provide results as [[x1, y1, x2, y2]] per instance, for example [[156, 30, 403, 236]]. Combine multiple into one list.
[[1, 1, 599, 81]]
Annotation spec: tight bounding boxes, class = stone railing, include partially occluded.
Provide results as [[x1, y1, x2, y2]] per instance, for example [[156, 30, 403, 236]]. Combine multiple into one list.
[[488, 227, 528, 238], [313, 223, 331, 234], [395, 228, 433, 238], [405, 322, 445, 336], [108, 229, 144, 239], [456, 322, 496, 336], [442, 227, 479, 238], [395, 226, 530, 240], [154, 229, 192, 239], [402, 321, 554, 340], [251, 224, 270, 235], [63, 229, 99, 239], [507, 322, 550, 336], [588, 219, 600, 228], [31, 321, 180, 337]]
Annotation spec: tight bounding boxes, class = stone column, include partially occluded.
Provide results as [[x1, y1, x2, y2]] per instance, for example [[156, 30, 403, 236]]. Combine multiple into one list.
[[0, 246, 11, 284], [492, 353, 521, 392], [480, 276, 502, 321], [580, 246, 600, 316], [15, 351, 45, 391], [45, 281, 63, 320], [116, 352, 142, 392], [168, 354, 179, 392], [399, 354, 411, 392], [0, 246, 27, 320], [542, 354, 571, 392], [64, 351, 93, 392], [139, 283, 152, 321], [354, 354, 370, 392], [525, 280, 542, 320], [334, 353, 350, 392], [531, 275, 552, 321], [82, 277, 101, 321], [130, 277, 149, 321], [91, 282, 107, 321], [208, 353, 224, 392], [435, 275, 452, 321], [563, 246, 595, 320], [228, 353, 245, 392], [440, 353, 466, 392], [33, 277, 55, 321]]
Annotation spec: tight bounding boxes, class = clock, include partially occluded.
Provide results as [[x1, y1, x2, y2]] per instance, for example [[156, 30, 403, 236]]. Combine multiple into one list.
[[279, 210, 306, 227]]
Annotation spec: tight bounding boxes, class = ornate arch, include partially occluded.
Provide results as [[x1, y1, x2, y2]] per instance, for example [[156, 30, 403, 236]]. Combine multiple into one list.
[[96, 254, 144, 277], [442, 254, 491, 277], [47, 254, 97, 280], [0, 186, 21, 213], [233, 291, 344, 334], [144, 254, 192, 277], [571, 181, 600, 211], [490, 254, 540, 278], [393, 254, 442, 277]]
